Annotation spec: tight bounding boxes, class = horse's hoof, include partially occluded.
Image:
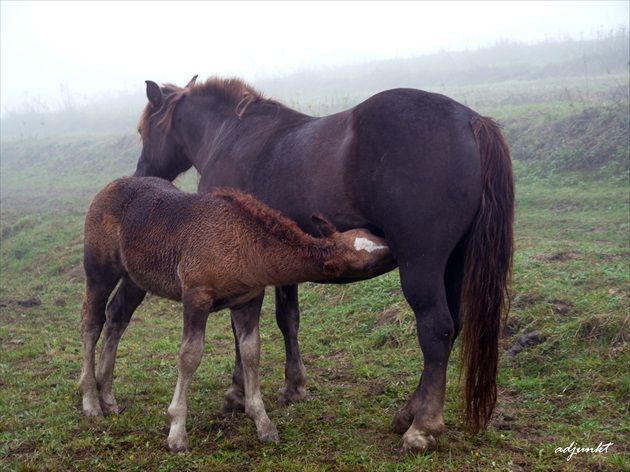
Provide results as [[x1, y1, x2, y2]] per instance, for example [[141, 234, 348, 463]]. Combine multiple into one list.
[[82, 399, 104, 418], [222, 387, 246, 412], [167, 437, 189, 454], [277, 386, 307, 407], [221, 399, 245, 413], [101, 401, 121, 415], [258, 424, 280, 443], [83, 408, 103, 418], [391, 410, 413, 435], [397, 428, 437, 456]]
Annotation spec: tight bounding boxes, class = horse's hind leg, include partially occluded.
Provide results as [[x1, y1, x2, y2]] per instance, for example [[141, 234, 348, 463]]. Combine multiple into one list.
[[275, 285, 307, 406], [96, 274, 146, 414], [393, 260, 453, 455], [231, 293, 279, 442], [444, 242, 467, 346], [79, 267, 121, 417]]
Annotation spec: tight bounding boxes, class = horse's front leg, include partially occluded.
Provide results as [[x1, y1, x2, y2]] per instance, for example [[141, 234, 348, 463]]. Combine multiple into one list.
[[222, 295, 265, 412], [167, 288, 212, 453], [232, 293, 279, 442], [275, 285, 307, 406]]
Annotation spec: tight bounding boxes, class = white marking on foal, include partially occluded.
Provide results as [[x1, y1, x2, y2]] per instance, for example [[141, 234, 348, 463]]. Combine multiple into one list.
[[354, 237, 388, 253]]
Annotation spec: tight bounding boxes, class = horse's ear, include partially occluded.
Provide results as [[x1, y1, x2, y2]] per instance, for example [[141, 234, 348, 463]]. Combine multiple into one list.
[[312, 215, 337, 238], [186, 75, 198, 88], [145, 80, 163, 109]]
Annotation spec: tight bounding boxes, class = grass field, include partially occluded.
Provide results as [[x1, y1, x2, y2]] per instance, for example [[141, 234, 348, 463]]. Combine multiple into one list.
[[1, 34, 628, 471], [1, 147, 628, 471]]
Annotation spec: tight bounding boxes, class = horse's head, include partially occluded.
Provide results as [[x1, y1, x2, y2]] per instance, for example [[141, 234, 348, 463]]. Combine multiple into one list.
[[134, 77, 198, 181]]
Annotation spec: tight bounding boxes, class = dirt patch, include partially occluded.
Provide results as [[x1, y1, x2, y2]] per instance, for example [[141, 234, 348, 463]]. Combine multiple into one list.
[[542, 251, 581, 263], [68, 266, 86, 280], [597, 251, 630, 262], [550, 299, 572, 316], [505, 316, 523, 336], [373, 308, 402, 330], [512, 293, 543, 309], [0, 297, 41, 308], [551, 204, 583, 213], [505, 331, 545, 358]]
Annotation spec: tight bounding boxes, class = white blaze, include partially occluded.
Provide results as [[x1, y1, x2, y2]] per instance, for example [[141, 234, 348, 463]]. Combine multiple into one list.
[[354, 237, 388, 253]]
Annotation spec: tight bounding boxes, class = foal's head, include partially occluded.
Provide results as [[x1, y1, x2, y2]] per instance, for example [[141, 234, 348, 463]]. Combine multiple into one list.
[[313, 217, 392, 279]]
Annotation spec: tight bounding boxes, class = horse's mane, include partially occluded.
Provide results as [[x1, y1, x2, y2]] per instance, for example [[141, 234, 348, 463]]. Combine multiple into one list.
[[138, 77, 280, 141], [210, 188, 329, 251]]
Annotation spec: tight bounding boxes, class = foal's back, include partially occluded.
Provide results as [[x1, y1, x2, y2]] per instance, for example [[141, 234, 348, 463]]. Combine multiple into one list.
[[85, 177, 210, 300], [85, 177, 323, 302]]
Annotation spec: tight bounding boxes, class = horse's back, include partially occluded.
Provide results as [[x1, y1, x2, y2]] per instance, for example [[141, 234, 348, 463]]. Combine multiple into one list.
[[351, 88, 481, 171], [344, 89, 484, 256]]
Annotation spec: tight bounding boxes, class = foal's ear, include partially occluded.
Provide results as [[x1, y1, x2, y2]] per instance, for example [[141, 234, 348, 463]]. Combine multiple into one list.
[[145, 80, 163, 109], [186, 75, 198, 88], [312, 215, 337, 238]]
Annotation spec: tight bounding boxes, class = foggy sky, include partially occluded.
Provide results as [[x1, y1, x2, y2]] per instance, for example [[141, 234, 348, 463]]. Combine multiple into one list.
[[1, 1, 627, 115]]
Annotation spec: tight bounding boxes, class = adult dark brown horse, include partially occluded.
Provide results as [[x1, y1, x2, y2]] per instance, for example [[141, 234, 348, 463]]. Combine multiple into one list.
[[134, 76, 514, 454]]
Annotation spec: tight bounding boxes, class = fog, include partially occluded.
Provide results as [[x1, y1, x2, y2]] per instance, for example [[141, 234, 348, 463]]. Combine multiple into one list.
[[1, 0, 627, 116]]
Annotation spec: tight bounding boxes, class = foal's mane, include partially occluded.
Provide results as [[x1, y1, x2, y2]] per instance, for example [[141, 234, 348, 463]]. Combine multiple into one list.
[[210, 188, 328, 251], [138, 77, 280, 141]]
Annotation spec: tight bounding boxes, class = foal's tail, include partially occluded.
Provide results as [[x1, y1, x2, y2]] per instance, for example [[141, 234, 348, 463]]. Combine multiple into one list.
[[460, 116, 515, 434]]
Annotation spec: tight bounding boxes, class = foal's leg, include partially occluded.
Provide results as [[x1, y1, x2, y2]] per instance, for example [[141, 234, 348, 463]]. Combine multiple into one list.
[[167, 288, 212, 453], [223, 287, 306, 411], [232, 295, 279, 442], [393, 261, 453, 455], [222, 317, 246, 412], [222, 294, 265, 412], [79, 269, 121, 417], [96, 274, 146, 414], [276, 285, 307, 407]]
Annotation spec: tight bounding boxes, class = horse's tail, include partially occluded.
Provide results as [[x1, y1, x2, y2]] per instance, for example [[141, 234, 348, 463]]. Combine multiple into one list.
[[460, 116, 515, 434]]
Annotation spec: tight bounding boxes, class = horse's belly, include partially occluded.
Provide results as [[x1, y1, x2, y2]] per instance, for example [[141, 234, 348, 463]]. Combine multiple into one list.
[[120, 250, 183, 301], [129, 270, 183, 301]]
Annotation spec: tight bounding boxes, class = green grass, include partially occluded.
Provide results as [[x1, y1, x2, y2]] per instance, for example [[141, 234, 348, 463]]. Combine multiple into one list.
[[1, 163, 628, 471], [1, 39, 628, 468]]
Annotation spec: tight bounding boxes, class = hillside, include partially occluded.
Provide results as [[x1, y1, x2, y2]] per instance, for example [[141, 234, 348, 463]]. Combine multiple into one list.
[[257, 29, 629, 112], [1, 31, 628, 206]]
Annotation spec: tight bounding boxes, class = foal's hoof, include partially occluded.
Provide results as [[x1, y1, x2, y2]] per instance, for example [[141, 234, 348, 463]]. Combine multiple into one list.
[[277, 386, 307, 407], [101, 401, 122, 416], [167, 437, 190, 454], [221, 399, 245, 413], [83, 407, 103, 418], [82, 398, 104, 418], [397, 428, 437, 456], [222, 386, 246, 413], [257, 424, 280, 443]]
